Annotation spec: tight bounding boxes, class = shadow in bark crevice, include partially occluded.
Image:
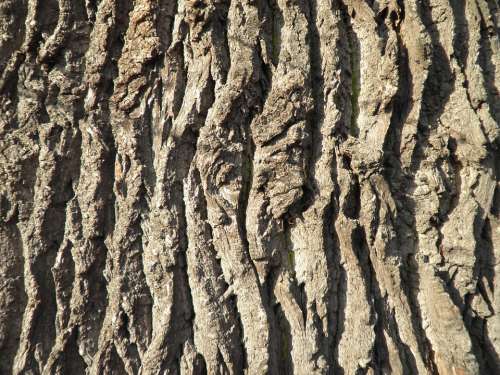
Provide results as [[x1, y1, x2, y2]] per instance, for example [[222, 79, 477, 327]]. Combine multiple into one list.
[[478, 218, 500, 372], [476, 5, 500, 126], [470, 211, 499, 373], [27, 127, 81, 370], [383, 34, 438, 365], [268, 0, 283, 68], [149, 71, 215, 373], [449, 0, 469, 70], [57, 327, 87, 375], [330, 176, 348, 374], [402, 252, 439, 374], [0, 221, 28, 374], [187, 165, 246, 372], [404, 5, 454, 370], [351, 226, 389, 372], [431, 207, 498, 374], [338, 3, 361, 138], [331, 259, 347, 375], [410, 0, 453, 174], [0, 0, 28, 122]]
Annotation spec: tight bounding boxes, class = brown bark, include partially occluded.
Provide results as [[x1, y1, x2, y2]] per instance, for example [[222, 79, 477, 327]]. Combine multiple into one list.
[[0, 0, 499, 374]]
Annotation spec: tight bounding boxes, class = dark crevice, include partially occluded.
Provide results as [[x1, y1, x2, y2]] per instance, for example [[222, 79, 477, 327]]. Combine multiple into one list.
[[38, 0, 75, 69], [260, 261, 282, 373], [348, 46, 360, 137], [402, 6, 455, 370], [295, 0, 323, 220], [0, 0, 45, 97], [431, 208, 496, 373], [343, 173, 361, 219], [33, 0, 59, 55], [381, 15, 437, 370], [25, 126, 81, 371], [274, 302, 294, 375], [231, 16, 284, 369], [157, 0, 178, 51], [195, 351, 208, 375], [268, 0, 283, 67], [484, 0, 499, 35], [386, 308, 420, 375], [52, 238, 76, 331], [117, 310, 141, 374], [449, 0, 469, 68], [112, 136, 154, 354], [0, 221, 28, 374], [228, 293, 248, 371], [259, 119, 305, 148], [186, 165, 245, 372], [281, 219, 309, 357], [78, 110, 116, 361], [351, 227, 374, 317], [372, 313, 390, 374], [338, 2, 360, 137], [165, 38, 187, 122], [298, 282, 307, 325], [256, 39, 273, 103], [0, 0, 28, 74], [84, 0, 98, 23], [365, 196, 419, 374], [57, 327, 87, 375], [152, 36, 217, 369], [470, 211, 499, 373], [214, 0, 231, 85], [375, 7, 390, 55], [332, 260, 347, 374], [216, 349, 229, 375], [402, 253, 439, 374], [410, 0, 454, 173], [351, 227, 385, 371], [331, 179, 347, 374], [99, 0, 133, 99], [476, 2, 500, 126], [441, 139, 461, 220], [449, 0, 489, 140], [103, 344, 127, 375], [476, 218, 500, 372], [396, 191, 439, 373], [382, 25, 411, 175], [320, 189, 340, 368], [329, 5, 354, 368]]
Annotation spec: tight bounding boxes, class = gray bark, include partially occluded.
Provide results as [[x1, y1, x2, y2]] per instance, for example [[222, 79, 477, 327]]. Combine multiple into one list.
[[0, 0, 499, 374]]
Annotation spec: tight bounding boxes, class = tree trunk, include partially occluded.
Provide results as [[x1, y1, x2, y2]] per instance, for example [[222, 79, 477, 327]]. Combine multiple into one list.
[[0, 0, 499, 374]]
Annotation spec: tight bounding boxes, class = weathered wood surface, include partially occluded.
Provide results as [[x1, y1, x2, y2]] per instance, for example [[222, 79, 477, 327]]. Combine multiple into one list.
[[0, 0, 499, 374]]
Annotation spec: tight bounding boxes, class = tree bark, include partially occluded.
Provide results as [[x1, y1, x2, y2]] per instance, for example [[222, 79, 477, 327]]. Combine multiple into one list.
[[0, 0, 499, 374]]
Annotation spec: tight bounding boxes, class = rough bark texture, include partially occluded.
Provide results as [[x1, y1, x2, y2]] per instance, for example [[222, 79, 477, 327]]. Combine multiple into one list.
[[0, 0, 499, 374]]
